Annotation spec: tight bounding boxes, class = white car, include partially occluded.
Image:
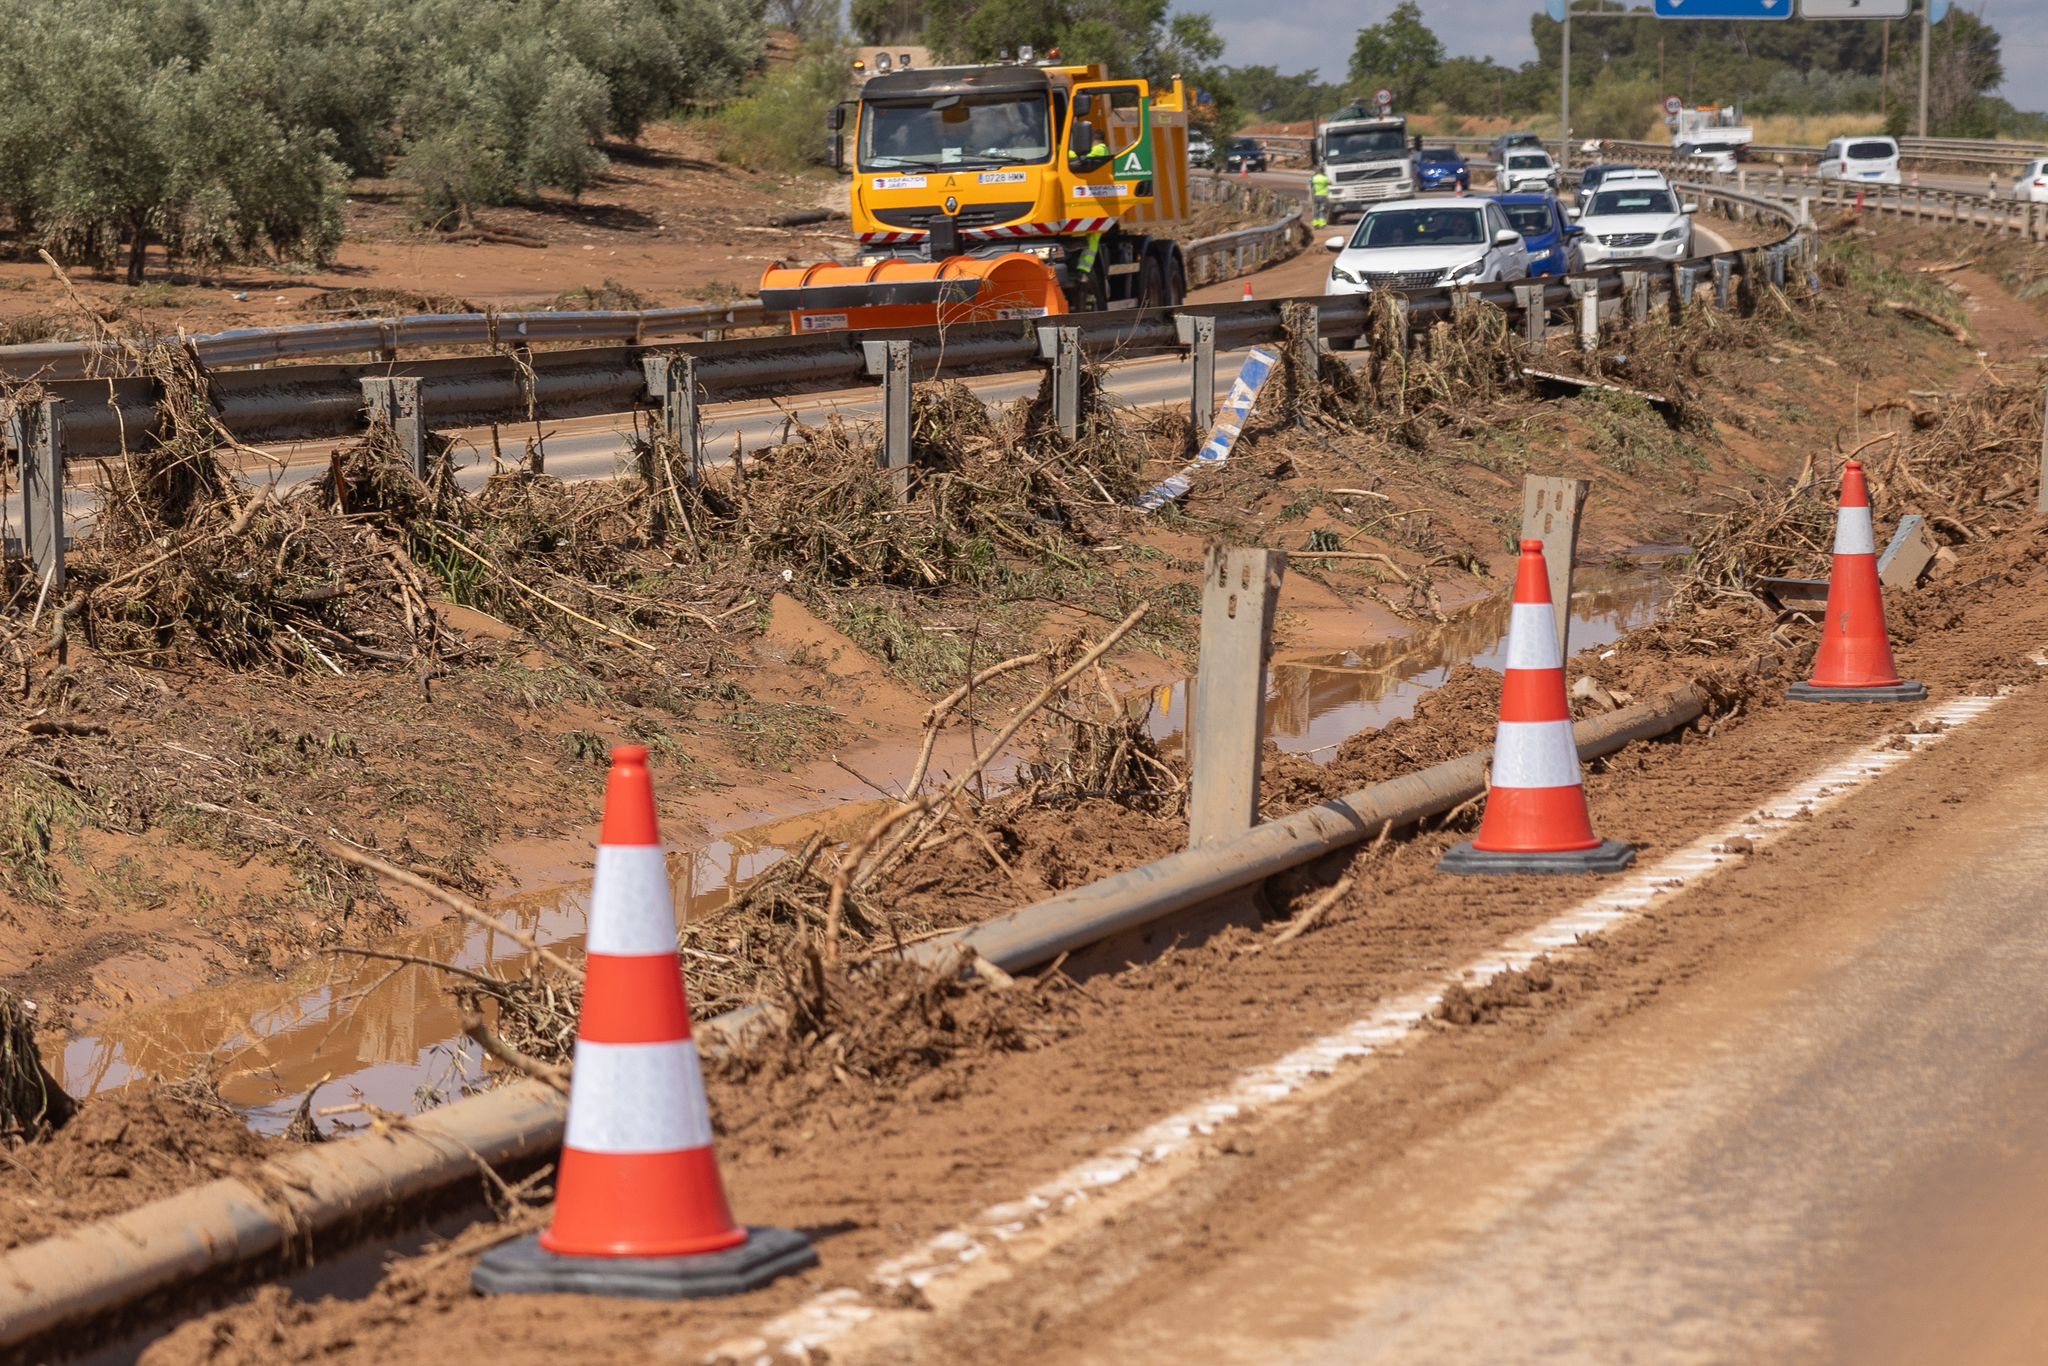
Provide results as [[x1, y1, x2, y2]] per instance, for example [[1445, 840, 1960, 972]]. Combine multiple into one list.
[[1497, 150, 1559, 193], [1188, 129, 1215, 165], [1817, 136, 1901, 185], [2014, 158, 2048, 203], [1323, 199, 1530, 296], [1570, 183, 1697, 267], [1677, 143, 1739, 176]]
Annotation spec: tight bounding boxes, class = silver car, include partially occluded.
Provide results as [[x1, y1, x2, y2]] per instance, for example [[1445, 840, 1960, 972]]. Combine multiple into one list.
[[1324, 199, 1530, 296]]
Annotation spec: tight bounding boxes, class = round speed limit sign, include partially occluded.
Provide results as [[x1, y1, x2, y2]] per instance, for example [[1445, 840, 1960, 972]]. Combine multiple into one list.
[[1663, 95, 1683, 116], [1374, 87, 1393, 110]]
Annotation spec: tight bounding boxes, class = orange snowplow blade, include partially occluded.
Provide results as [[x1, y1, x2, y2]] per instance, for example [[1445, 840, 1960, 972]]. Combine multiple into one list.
[[759, 253, 1066, 333]]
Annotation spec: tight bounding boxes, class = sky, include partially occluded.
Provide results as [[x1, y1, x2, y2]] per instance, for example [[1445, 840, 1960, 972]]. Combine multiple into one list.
[[1199, 0, 2040, 107]]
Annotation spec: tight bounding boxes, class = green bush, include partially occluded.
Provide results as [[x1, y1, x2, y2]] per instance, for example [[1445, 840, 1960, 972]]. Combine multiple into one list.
[[718, 53, 852, 174]]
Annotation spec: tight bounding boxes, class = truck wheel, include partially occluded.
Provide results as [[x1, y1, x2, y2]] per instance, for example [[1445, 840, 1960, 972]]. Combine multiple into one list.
[[1138, 255, 1168, 310]]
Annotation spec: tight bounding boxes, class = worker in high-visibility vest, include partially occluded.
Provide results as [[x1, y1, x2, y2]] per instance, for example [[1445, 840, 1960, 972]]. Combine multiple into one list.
[[1309, 167, 1331, 228]]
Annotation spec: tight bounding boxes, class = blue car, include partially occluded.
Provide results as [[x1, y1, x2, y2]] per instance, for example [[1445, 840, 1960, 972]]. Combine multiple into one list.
[[1492, 193, 1583, 277], [1414, 147, 1470, 192]]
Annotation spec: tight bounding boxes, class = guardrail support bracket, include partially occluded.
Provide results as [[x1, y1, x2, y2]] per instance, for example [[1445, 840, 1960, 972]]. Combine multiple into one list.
[[1513, 283, 1547, 352], [9, 397, 64, 596], [1175, 312, 1218, 433], [1048, 326, 1082, 442], [1619, 269, 1650, 327], [1713, 258, 1734, 311], [1569, 280, 1599, 354], [863, 338, 913, 502], [641, 354, 703, 488], [360, 376, 429, 481]]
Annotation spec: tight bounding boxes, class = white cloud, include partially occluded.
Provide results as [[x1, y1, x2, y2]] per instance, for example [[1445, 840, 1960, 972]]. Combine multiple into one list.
[[1193, 0, 2042, 107]]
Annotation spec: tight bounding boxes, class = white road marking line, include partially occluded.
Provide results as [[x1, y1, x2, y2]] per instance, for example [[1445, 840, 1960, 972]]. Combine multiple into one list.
[[711, 682, 2033, 1365]]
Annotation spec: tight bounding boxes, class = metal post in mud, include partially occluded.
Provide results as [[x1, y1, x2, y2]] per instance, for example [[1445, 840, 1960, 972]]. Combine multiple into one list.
[[1047, 326, 1082, 443], [641, 353, 703, 487], [1514, 284, 1547, 352], [1176, 312, 1219, 433], [862, 338, 913, 502], [1619, 269, 1650, 326], [9, 397, 64, 595], [1389, 297, 1412, 357], [1675, 264, 1702, 309], [1713, 258, 1734, 310], [1767, 247, 1787, 290], [1571, 281, 1599, 354], [1520, 475, 1588, 656], [360, 376, 428, 481], [2038, 385, 2048, 517], [1188, 544, 1285, 849], [1281, 301, 1319, 422]]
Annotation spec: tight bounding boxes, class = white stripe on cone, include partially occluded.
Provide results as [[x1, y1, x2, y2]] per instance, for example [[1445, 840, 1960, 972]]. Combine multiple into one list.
[[1503, 603, 1562, 671], [1833, 505, 1876, 556], [1492, 720, 1583, 790], [586, 845, 680, 957], [563, 1039, 714, 1154]]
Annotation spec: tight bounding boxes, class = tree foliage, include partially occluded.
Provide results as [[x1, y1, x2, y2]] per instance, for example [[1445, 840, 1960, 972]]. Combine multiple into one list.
[[1347, 2, 1444, 111], [0, 0, 767, 279]]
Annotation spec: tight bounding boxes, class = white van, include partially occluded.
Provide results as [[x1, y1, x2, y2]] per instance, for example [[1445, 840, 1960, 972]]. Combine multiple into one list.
[[1818, 136, 1901, 186], [2014, 158, 2048, 203]]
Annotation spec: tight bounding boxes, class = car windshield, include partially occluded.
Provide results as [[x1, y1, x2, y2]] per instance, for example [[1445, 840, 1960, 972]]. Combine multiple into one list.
[[858, 93, 1051, 170], [1327, 127, 1407, 160], [1502, 203, 1554, 236], [1588, 188, 1678, 217], [1507, 153, 1550, 169], [1847, 140, 1896, 161], [1353, 207, 1486, 249]]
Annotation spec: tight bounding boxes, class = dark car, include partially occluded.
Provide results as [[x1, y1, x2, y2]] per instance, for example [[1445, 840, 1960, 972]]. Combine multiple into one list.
[[1488, 131, 1544, 164], [1575, 163, 1638, 203], [1223, 138, 1268, 173], [1491, 192, 1583, 277], [1415, 146, 1470, 192]]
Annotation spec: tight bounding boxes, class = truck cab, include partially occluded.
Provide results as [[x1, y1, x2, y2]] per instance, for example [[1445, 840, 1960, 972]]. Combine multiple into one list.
[[1316, 106, 1412, 218], [840, 61, 1190, 311]]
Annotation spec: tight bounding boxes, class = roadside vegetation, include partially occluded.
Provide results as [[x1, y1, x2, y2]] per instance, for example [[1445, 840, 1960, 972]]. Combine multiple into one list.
[[0, 0, 763, 281]]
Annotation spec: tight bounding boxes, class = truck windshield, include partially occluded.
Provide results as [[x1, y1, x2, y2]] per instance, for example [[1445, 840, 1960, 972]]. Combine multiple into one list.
[[859, 94, 1051, 171], [1325, 127, 1406, 161], [1354, 207, 1485, 248]]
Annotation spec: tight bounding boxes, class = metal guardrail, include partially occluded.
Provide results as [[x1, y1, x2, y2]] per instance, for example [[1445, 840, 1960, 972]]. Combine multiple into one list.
[[0, 184, 1306, 384], [2, 188, 1808, 593]]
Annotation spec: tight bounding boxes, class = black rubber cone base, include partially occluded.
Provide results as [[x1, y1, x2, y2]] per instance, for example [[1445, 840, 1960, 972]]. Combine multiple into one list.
[[472, 1225, 817, 1300], [1437, 839, 1636, 877], [1787, 679, 1927, 705]]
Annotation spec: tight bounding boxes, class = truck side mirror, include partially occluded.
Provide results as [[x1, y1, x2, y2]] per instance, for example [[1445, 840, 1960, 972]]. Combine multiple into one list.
[[1073, 93, 1094, 119], [827, 105, 847, 132]]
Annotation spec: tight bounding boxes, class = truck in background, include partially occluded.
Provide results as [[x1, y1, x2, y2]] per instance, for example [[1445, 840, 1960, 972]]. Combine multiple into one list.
[[1670, 105, 1752, 175], [1316, 104, 1412, 218]]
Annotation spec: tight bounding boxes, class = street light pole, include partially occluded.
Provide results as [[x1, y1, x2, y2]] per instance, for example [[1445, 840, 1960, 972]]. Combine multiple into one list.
[[1560, 8, 1572, 175], [1917, 0, 1930, 139]]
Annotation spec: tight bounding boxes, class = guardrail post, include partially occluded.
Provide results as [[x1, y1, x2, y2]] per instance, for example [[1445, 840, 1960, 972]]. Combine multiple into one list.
[[1175, 313, 1219, 434], [1280, 301, 1320, 422], [861, 338, 914, 502], [1620, 269, 1650, 326], [1513, 283, 1547, 352], [1520, 475, 1587, 656], [1713, 258, 1734, 310], [640, 354, 703, 488], [2038, 384, 2047, 517], [360, 376, 429, 480], [1047, 325, 1082, 442], [1189, 544, 1284, 849], [1390, 297, 1412, 357], [9, 398, 64, 596], [1766, 247, 1787, 290]]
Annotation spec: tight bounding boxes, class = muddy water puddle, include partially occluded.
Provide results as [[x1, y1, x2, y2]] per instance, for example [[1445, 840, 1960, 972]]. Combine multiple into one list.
[[60, 798, 895, 1135], [63, 566, 1670, 1135], [1143, 567, 1668, 759]]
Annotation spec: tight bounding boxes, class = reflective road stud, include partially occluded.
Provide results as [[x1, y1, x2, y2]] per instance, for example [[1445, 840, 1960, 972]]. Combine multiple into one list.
[[473, 746, 816, 1298], [1788, 460, 1927, 705], [1439, 541, 1635, 876]]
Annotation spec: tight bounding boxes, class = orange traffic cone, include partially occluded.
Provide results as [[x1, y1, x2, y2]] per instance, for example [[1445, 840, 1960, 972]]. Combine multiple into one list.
[[1439, 541, 1634, 876], [1788, 461, 1926, 704], [1242, 280, 1255, 302], [474, 746, 817, 1298]]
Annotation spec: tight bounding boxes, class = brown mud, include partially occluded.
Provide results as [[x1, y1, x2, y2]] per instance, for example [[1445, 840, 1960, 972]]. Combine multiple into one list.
[[2, 218, 2037, 1345]]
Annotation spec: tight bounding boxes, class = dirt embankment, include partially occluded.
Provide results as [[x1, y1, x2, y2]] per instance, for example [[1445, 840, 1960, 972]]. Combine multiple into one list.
[[2, 218, 2041, 1339]]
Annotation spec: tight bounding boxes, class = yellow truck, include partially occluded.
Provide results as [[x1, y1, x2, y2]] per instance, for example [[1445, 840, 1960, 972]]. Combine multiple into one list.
[[759, 58, 1192, 331]]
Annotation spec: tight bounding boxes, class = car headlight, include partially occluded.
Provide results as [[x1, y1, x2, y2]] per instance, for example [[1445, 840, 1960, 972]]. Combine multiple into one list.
[[1447, 257, 1486, 282], [1330, 266, 1360, 285], [1659, 226, 1685, 241]]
